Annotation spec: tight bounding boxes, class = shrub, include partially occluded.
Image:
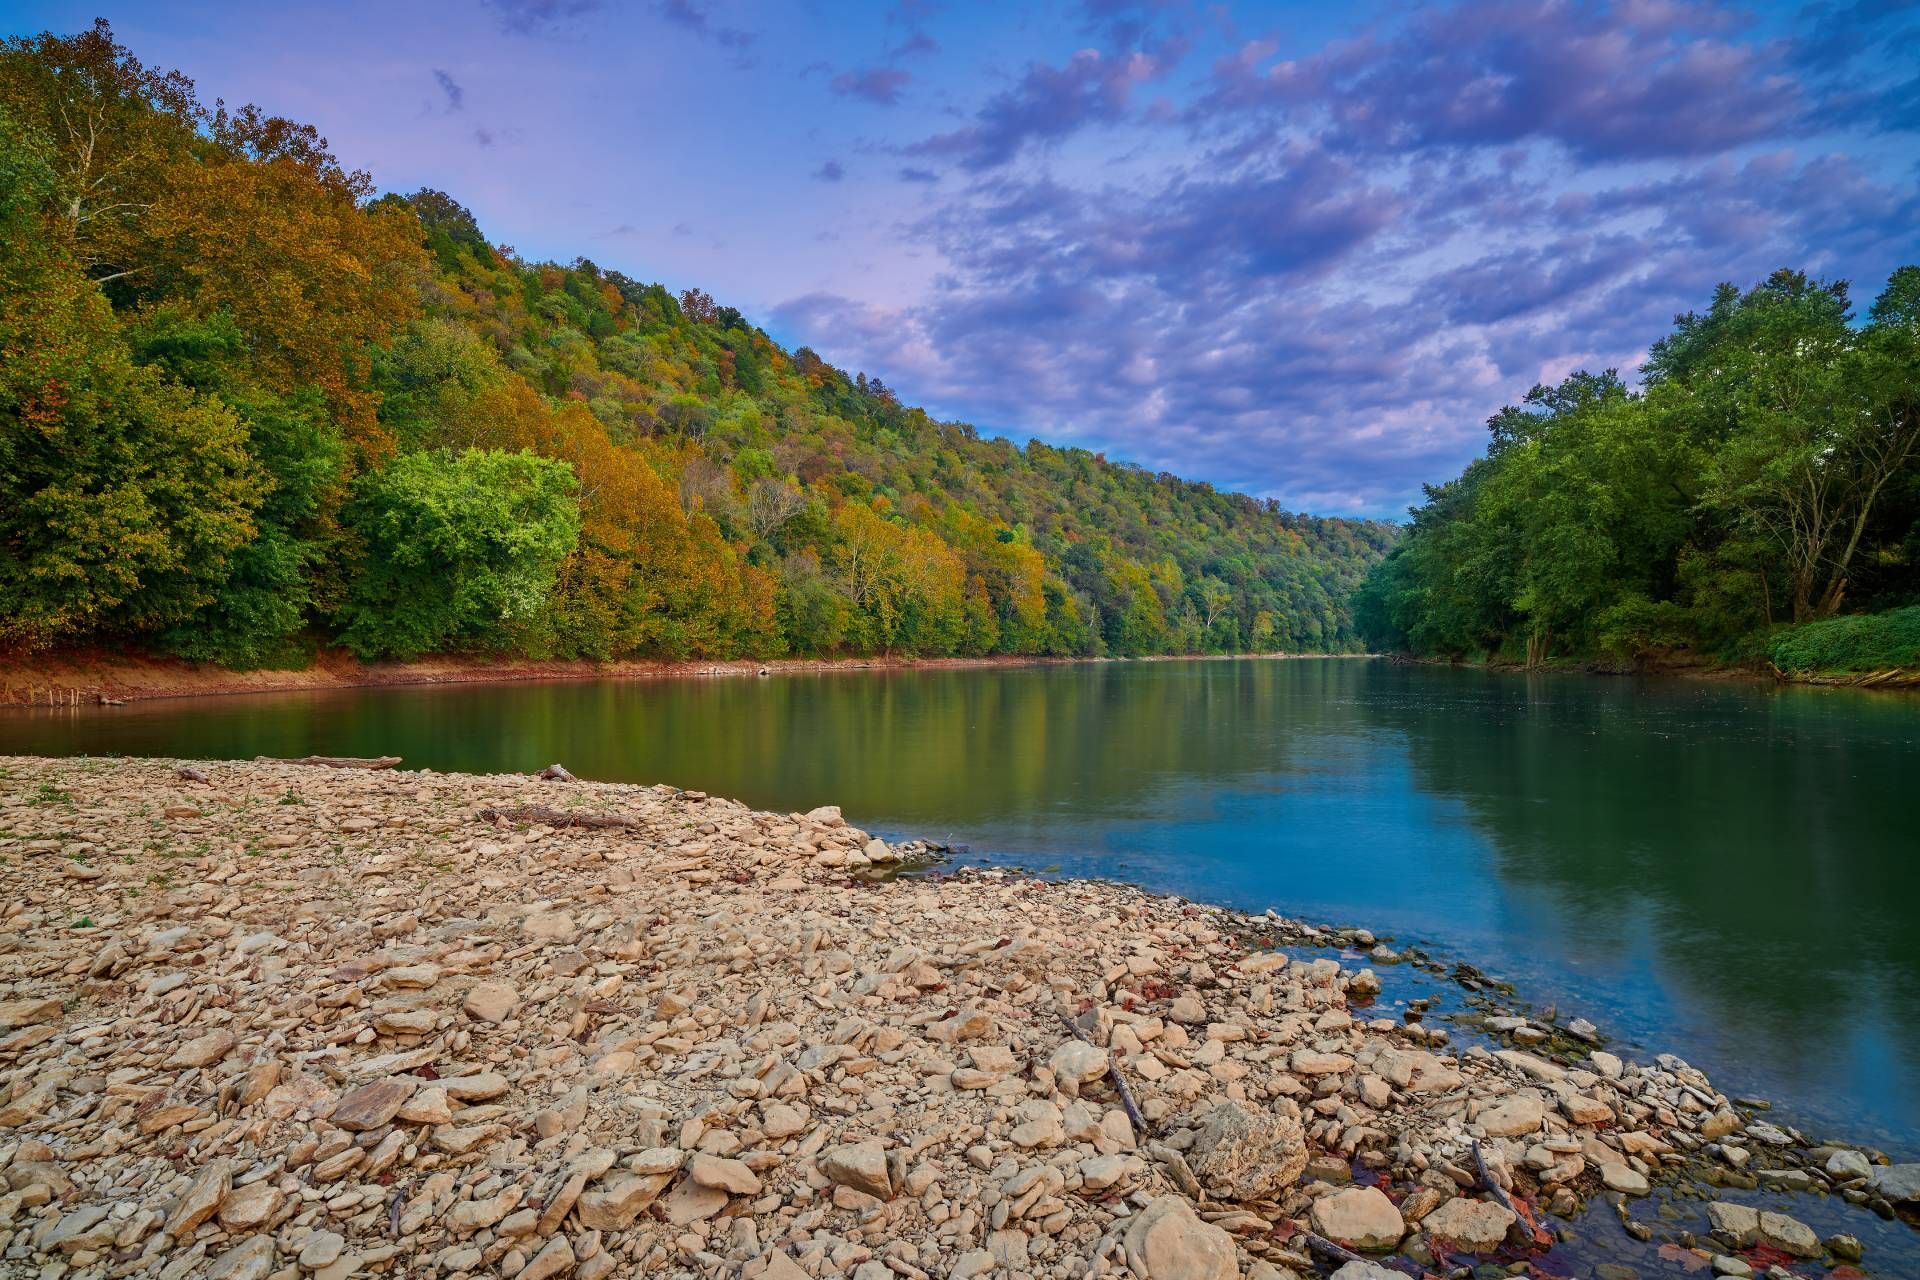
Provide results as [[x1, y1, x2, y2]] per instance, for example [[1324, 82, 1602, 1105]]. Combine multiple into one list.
[[1768, 605, 1920, 672]]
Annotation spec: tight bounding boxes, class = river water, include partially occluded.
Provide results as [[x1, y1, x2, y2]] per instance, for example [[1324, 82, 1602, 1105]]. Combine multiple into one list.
[[4, 657, 1916, 1159]]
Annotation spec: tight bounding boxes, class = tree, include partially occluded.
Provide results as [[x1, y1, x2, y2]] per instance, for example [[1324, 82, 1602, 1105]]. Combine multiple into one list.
[[0, 20, 200, 280], [131, 308, 347, 667], [0, 113, 260, 646], [1662, 271, 1920, 620], [746, 476, 808, 544], [123, 148, 425, 455], [336, 449, 580, 659]]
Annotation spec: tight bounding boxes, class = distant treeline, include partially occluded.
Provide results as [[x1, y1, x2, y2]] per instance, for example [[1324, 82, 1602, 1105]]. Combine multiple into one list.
[[0, 22, 1393, 669], [1355, 267, 1920, 671]]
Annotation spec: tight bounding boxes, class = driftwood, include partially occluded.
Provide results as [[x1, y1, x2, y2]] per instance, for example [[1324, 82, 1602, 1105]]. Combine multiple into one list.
[[1057, 1012, 1149, 1139], [172, 765, 211, 785], [1469, 1137, 1520, 1218], [260, 754, 401, 771], [536, 763, 576, 782], [476, 805, 641, 830], [1470, 1136, 1549, 1248]]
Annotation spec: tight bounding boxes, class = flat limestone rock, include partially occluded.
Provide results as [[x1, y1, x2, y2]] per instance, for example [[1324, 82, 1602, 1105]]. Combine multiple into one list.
[[1420, 1197, 1515, 1252], [463, 981, 519, 1023], [660, 1176, 729, 1225], [1310, 1186, 1405, 1251], [0, 997, 62, 1029], [169, 1028, 237, 1068], [330, 1077, 417, 1131], [1122, 1196, 1237, 1280], [1478, 1091, 1545, 1138], [819, 1142, 892, 1199], [204, 1235, 277, 1280], [576, 1172, 674, 1230]]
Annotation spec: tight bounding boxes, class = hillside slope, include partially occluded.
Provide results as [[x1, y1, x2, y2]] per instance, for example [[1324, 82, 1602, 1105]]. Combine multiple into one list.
[[0, 22, 1393, 669]]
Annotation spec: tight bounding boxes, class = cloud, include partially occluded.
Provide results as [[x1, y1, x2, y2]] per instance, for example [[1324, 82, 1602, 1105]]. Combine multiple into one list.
[[658, 0, 757, 51], [907, 40, 1183, 170], [831, 66, 911, 106], [780, 127, 1914, 516], [471, 0, 1917, 515], [432, 69, 464, 112], [890, 30, 939, 60], [1199, 0, 1814, 162], [483, 0, 600, 35], [473, 126, 497, 148]]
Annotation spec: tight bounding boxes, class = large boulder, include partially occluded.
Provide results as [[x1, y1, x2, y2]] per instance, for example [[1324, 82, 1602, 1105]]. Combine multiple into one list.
[[1121, 1195, 1238, 1280], [1187, 1100, 1307, 1201]]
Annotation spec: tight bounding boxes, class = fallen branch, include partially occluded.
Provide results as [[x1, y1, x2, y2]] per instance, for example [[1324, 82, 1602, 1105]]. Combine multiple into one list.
[[1471, 1137, 1547, 1247], [1057, 1012, 1149, 1140], [536, 763, 576, 782], [261, 755, 401, 771], [476, 805, 641, 830], [172, 765, 211, 785], [1469, 1139, 1518, 1213]]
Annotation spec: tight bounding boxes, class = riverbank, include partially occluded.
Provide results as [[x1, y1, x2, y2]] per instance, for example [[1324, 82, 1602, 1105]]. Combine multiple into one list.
[[2, 756, 1911, 1280], [1396, 652, 1920, 691], [0, 649, 1374, 708]]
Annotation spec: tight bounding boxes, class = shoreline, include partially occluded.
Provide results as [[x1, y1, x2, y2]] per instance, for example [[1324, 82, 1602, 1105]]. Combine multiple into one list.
[[3, 645, 1908, 713], [0, 649, 1377, 709], [2, 755, 1910, 1279], [1391, 652, 1920, 692]]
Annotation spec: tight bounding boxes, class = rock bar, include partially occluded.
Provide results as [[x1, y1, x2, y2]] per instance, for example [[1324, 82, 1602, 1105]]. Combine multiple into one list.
[[0, 756, 1804, 1279]]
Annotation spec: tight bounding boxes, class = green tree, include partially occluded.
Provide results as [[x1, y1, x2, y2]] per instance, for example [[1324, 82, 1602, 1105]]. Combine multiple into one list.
[[0, 113, 260, 646], [336, 449, 580, 658]]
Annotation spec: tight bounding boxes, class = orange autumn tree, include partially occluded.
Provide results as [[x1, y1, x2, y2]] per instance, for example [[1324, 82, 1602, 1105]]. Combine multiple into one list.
[[127, 132, 425, 458], [466, 381, 774, 657], [0, 22, 425, 458]]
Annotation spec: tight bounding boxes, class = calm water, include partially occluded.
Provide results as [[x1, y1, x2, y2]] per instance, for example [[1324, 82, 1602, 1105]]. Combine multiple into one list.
[[4, 658, 1917, 1154]]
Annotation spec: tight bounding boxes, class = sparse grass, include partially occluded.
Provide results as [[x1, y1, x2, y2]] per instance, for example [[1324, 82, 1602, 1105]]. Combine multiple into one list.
[[29, 783, 73, 807], [277, 789, 304, 806]]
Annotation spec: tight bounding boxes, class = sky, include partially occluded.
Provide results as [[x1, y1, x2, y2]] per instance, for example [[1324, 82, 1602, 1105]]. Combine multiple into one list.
[[4, 1, 1917, 518]]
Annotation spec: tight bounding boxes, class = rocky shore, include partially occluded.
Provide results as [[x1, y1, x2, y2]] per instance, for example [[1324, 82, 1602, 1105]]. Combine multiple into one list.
[[1, 755, 1912, 1280]]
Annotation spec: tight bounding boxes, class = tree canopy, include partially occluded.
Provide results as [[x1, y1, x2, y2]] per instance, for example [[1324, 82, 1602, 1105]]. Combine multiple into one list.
[[1356, 268, 1920, 668]]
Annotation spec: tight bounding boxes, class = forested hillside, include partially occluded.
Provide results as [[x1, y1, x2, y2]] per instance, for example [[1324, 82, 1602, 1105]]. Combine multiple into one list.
[[0, 22, 1393, 669], [1355, 269, 1920, 671]]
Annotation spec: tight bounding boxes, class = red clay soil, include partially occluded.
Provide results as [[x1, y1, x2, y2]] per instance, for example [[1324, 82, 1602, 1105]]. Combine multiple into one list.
[[0, 647, 1097, 706], [0, 648, 1380, 707]]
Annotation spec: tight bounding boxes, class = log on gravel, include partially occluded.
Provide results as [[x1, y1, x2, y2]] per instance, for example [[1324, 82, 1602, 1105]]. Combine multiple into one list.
[[261, 755, 402, 771]]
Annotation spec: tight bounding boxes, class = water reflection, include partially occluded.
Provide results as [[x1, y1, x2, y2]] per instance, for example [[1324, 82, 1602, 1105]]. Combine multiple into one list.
[[3, 658, 1915, 1150]]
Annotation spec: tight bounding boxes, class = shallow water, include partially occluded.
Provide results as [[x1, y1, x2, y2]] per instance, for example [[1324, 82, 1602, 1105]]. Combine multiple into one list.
[[4, 657, 1917, 1159]]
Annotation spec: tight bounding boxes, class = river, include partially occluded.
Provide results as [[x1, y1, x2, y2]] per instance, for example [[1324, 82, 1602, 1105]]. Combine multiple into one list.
[[4, 656, 1916, 1160]]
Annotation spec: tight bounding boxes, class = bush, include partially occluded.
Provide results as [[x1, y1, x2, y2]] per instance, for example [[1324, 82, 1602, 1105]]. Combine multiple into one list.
[[1768, 606, 1920, 672], [335, 449, 580, 659]]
